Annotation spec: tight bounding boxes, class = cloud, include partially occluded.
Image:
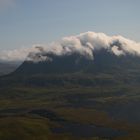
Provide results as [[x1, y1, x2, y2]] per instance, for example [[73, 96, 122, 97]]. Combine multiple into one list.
[[0, 46, 38, 62], [1, 31, 140, 63]]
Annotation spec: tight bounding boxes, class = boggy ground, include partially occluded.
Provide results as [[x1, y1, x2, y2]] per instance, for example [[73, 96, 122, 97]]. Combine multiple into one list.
[[0, 85, 140, 140]]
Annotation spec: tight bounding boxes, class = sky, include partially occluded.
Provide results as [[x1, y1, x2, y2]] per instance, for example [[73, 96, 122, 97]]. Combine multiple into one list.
[[0, 0, 140, 51]]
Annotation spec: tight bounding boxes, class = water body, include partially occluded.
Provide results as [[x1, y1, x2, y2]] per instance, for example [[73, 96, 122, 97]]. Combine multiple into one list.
[[64, 93, 140, 123], [51, 121, 125, 138], [106, 101, 140, 123], [29, 109, 126, 138], [0, 108, 127, 138]]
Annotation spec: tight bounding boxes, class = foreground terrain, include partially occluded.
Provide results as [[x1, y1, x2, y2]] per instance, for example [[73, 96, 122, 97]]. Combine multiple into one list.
[[0, 50, 140, 139], [0, 84, 140, 140]]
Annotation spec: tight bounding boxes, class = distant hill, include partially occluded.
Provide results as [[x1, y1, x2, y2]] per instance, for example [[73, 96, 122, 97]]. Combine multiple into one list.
[[0, 62, 19, 76]]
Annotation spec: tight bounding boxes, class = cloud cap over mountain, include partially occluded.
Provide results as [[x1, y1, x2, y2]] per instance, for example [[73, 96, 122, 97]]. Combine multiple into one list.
[[0, 31, 140, 63]]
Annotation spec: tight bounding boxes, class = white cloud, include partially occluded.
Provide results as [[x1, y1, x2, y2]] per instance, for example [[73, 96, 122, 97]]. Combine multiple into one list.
[[111, 46, 125, 56], [0, 47, 38, 62], [1, 31, 140, 63]]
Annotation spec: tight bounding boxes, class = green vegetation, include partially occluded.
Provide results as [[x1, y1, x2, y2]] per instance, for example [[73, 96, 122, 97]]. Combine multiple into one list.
[[0, 85, 140, 140]]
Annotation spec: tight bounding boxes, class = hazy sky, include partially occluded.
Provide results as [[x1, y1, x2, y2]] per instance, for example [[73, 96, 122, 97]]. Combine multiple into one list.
[[0, 0, 140, 50]]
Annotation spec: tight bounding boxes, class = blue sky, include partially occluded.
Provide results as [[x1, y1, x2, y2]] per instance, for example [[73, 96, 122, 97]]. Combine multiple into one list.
[[0, 0, 140, 50]]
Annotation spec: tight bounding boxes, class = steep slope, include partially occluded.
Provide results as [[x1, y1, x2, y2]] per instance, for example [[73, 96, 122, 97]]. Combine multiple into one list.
[[14, 53, 93, 75], [14, 48, 140, 75]]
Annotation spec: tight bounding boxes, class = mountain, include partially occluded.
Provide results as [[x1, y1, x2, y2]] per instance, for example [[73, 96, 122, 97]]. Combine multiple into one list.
[[1, 31, 140, 87], [14, 53, 93, 75], [0, 48, 139, 88], [13, 48, 140, 74], [1, 33, 140, 139]]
